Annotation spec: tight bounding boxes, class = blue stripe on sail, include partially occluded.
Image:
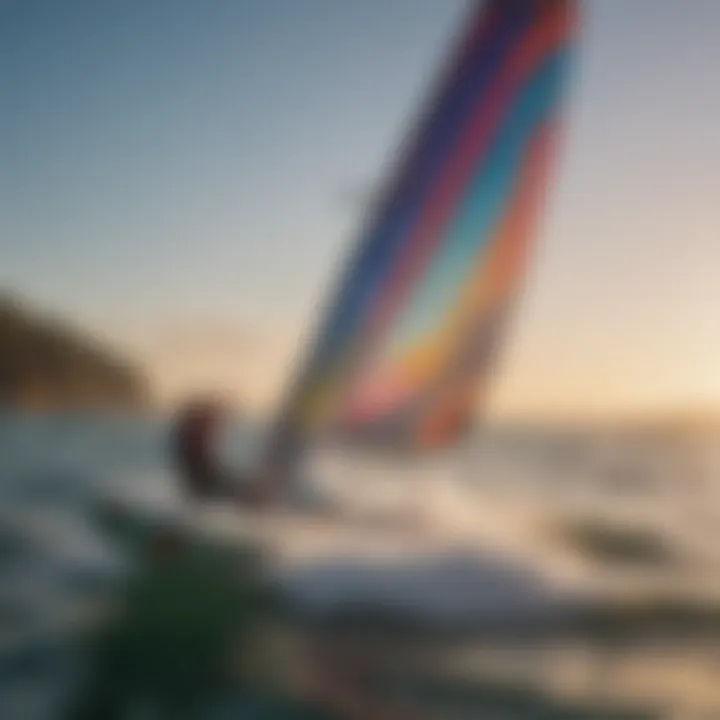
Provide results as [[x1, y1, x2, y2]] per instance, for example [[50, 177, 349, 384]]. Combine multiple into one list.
[[384, 50, 569, 356], [306, 4, 536, 373]]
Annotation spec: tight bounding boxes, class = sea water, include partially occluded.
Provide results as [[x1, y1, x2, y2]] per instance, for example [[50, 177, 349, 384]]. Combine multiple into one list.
[[2, 412, 720, 717]]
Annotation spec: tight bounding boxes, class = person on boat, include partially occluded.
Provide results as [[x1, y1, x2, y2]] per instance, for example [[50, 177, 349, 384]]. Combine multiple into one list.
[[171, 398, 271, 507], [171, 397, 339, 515]]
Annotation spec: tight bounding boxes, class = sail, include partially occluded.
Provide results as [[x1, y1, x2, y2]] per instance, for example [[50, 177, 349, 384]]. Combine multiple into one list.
[[273, 0, 579, 457]]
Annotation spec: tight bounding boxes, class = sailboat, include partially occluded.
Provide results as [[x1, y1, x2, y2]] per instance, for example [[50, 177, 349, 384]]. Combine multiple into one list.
[[264, 0, 579, 493], [79, 3, 582, 716], [101, 0, 580, 615]]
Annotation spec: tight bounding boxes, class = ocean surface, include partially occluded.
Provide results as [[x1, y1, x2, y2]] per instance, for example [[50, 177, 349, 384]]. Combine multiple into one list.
[[2, 413, 720, 717]]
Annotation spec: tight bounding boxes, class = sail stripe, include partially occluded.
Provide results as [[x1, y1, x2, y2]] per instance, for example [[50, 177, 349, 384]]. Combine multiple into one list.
[[411, 123, 561, 448]]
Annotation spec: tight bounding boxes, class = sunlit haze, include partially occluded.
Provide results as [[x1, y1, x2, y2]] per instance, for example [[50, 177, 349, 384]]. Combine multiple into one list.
[[2, 0, 720, 420]]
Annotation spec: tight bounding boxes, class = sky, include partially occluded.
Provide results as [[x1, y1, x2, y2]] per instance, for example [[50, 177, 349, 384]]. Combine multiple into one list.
[[1, 0, 719, 421]]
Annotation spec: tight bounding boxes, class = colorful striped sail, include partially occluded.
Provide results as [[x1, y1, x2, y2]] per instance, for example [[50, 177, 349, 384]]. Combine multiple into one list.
[[272, 0, 579, 459]]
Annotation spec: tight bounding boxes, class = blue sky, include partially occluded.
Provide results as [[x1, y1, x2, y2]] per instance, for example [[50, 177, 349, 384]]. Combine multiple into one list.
[[2, 0, 720, 418]]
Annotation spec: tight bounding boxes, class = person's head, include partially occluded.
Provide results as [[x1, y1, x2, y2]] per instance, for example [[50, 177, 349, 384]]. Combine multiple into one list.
[[178, 396, 226, 433]]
